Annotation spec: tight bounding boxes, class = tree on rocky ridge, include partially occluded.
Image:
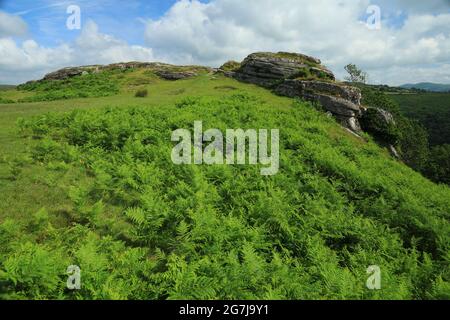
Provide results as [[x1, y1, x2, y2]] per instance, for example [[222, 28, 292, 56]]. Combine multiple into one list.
[[344, 63, 368, 84]]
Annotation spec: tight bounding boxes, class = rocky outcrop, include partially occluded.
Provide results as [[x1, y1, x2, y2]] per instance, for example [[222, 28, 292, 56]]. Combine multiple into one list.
[[276, 80, 361, 105], [154, 64, 214, 80], [106, 62, 153, 70], [230, 52, 335, 88], [43, 66, 101, 81], [41, 62, 213, 81], [275, 79, 363, 131], [226, 52, 362, 132]]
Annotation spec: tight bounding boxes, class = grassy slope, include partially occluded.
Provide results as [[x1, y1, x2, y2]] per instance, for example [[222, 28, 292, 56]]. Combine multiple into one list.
[[0, 70, 449, 300], [0, 72, 267, 221], [390, 93, 450, 146]]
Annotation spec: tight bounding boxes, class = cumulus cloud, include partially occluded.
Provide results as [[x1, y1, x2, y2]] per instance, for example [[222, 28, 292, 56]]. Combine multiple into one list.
[[144, 0, 450, 85], [0, 20, 154, 84], [1, 1, 450, 85], [0, 10, 28, 37], [74, 21, 154, 65]]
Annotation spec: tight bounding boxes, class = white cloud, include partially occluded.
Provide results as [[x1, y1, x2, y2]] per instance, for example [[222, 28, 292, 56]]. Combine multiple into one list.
[[0, 20, 154, 84], [0, 11, 28, 37], [74, 21, 154, 65], [0, 1, 450, 85], [144, 0, 450, 85], [370, 63, 450, 85]]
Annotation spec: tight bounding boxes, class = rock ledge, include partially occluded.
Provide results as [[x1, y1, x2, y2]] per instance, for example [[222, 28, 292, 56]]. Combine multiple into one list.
[[223, 52, 363, 132]]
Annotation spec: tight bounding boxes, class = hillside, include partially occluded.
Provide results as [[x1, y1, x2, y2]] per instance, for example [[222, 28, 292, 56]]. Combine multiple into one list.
[[400, 83, 450, 93], [0, 57, 449, 300], [390, 93, 450, 146]]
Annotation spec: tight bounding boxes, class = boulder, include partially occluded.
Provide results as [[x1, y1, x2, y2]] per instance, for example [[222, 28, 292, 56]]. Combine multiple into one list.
[[314, 94, 361, 117], [155, 70, 198, 80], [43, 67, 86, 80]]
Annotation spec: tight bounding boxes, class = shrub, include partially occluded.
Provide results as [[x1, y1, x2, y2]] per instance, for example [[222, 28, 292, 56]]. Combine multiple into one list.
[[135, 89, 148, 98], [360, 108, 401, 145], [426, 144, 450, 185], [0, 98, 14, 104], [16, 71, 120, 102], [358, 84, 431, 173]]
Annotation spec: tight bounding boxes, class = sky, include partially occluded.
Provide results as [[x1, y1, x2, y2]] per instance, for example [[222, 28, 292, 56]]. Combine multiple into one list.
[[0, 0, 449, 85]]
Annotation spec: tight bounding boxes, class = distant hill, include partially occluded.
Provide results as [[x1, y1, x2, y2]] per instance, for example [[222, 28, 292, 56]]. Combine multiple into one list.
[[344, 82, 419, 94], [0, 85, 16, 91], [400, 83, 450, 92]]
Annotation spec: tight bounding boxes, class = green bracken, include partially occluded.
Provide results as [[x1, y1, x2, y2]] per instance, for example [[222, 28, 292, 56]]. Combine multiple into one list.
[[0, 70, 449, 300]]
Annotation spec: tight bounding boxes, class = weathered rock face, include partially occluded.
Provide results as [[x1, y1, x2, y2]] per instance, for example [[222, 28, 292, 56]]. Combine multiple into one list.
[[275, 79, 363, 131], [43, 66, 101, 81], [276, 80, 361, 108], [227, 52, 363, 132], [231, 52, 335, 88]]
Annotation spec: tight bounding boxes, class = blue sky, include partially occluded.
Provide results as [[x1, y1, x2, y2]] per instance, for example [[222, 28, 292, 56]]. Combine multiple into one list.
[[1, 0, 413, 46], [0, 0, 449, 85], [0, 0, 181, 46]]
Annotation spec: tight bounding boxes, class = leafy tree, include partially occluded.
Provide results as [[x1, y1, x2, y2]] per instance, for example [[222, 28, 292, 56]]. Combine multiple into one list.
[[358, 84, 430, 172], [397, 119, 430, 172], [426, 144, 450, 185], [344, 64, 368, 84]]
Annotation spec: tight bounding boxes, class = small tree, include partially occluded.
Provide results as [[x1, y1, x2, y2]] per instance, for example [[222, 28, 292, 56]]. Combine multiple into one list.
[[344, 64, 368, 84]]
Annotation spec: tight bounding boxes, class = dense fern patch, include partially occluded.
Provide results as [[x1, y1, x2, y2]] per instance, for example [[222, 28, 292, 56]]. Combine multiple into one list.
[[1, 93, 449, 299]]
